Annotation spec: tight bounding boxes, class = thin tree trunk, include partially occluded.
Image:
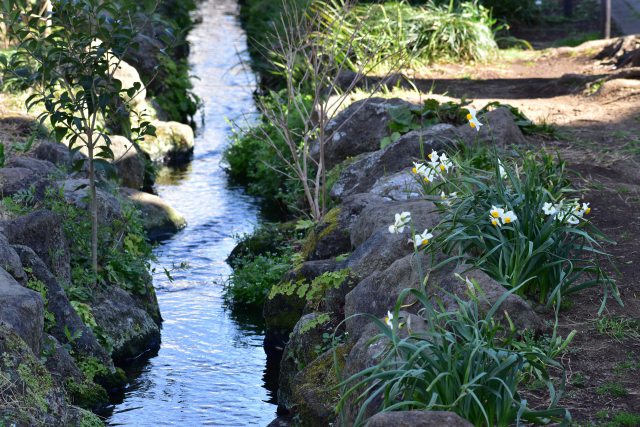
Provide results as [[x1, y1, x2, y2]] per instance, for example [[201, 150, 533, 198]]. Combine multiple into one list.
[[87, 132, 99, 278]]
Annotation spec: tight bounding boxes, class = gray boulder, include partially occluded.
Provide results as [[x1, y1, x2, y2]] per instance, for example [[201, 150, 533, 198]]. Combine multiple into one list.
[[14, 245, 113, 366], [313, 98, 421, 170], [0, 267, 44, 354], [458, 107, 526, 147], [107, 135, 146, 190], [435, 264, 544, 333], [369, 169, 422, 201], [0, 232, 26, 284], [57, 178, 123, 226], [346, 229, 414, 279], [0, 167, 45, 197], [6, 156, 58, 177], [330, 124, 460, 200], [350, 199, 439, 248], [112, 59, 147, 110], [140, 120, 194, 164], [345, 253, 430, 339], [2, 210, 71, 283], [32, 141, 76, 168], [119, 187, 186, 240], [90, 285, 161, 362], [366, 411, 473, 427]]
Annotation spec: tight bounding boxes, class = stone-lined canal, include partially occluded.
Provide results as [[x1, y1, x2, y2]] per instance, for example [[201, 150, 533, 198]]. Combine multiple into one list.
[[106, 1, 276, 424]]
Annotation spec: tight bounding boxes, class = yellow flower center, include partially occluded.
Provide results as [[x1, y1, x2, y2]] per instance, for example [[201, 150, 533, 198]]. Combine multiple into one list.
[[491, 219, 498, 226], [470, 122, 476, 128], [412, 167, 417, 174], [422, 239, 429, 245], [439, 164, 446, 172], [424, 177, 430, 183], [428, 153, 433, 160], [491, 211, 499, 218], [585, 207, 591, 214], [504, 217, 511, 223], [466, 113, 472, 120]]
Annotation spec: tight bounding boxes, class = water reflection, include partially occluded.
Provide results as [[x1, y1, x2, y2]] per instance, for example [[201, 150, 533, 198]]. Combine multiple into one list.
[[106, 0, 277, 425]]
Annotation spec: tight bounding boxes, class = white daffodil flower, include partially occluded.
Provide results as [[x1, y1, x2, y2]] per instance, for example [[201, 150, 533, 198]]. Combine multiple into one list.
[[438, 153, 453, 173], [466, 107, 483, 132], [498, 160, 507, 179], [388, 211, 411, 234], [581, 202, 591, 215], [490, 205, 504, 220], [411, 228, 433, 249], [501, 210, 518, 225], [385, 310, 394, 327], [427, 150, 439, 162], [542, 202, 558, 217], [412, 161, 439, 183]]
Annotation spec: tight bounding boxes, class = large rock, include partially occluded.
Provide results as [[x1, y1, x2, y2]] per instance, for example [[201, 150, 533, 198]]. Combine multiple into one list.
[[369, 169, 422, 201], [112, 59, 147, 110], [0, 167, 45, 197], [340, 313, 427, 426], [0, 267, 44, 354], [290, 345, 351, 427], [435, 264, 544, 333], [278, 313, 328, 410], [312, 98, 421, 170], [14, 245, 113, 366], [57, 178, 123, 226], [90, 285, 161, 362], [140, 120, 194, 164], [97, 135, 146, 190], [2, 210, 71, 283], [346, 229, 415, 279], [345, 253, 429, 339], [6, 155, 58, 177], [32, 140, 76, 168], [457, 107, 526, 147], [0, 232, 26, 284], [119, 187, 186, 240], [330, 124, 460, 200], [365, 411, 473, 427], [350, 199, 439, 248], [0, 324, 101, 427]]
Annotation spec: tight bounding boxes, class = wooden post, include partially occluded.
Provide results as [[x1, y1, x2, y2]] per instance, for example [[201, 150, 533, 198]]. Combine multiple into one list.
[[601, 0, 611, 39]]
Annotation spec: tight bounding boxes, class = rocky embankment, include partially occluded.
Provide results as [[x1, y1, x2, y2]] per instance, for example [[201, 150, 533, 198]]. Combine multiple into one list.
[[0, 57, 190, 425], [258, 98, 542, 426]]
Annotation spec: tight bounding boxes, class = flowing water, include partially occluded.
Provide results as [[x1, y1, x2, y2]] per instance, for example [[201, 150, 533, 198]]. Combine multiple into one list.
[[106, 1, 277, 425]]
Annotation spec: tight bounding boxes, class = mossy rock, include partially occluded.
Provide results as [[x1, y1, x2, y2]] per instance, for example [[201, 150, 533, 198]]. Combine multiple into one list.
[[301, 207, 351, 261], [290, 343, 352, 427], [66, 378, 109, 410], [0, 324, 89, 426], [227, 221, 297, 266]]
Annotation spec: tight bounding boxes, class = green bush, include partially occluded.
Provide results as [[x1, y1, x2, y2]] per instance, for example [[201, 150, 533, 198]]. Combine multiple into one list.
[[338, 286, 570, 426], [223, 91, 311, 210], [224, 251, 293, 308]]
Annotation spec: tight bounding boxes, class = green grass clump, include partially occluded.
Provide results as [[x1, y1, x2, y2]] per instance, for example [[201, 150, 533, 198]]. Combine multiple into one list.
[[595, 316, 640, 341], [596, 382, 628, 398], [597, 411, 640, 427]]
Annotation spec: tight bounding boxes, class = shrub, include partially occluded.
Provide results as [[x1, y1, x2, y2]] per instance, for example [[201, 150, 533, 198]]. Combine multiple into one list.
[[224, 251, 293, 308], [223, 91, 310, 211], [338, 286, 570, 426]]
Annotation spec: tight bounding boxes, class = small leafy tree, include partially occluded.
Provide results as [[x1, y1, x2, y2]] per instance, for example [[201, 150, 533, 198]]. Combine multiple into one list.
[[1, 0, 158, 277]]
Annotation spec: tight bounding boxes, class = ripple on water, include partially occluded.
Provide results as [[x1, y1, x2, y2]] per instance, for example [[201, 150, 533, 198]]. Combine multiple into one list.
[[105, 0, 276, 425]]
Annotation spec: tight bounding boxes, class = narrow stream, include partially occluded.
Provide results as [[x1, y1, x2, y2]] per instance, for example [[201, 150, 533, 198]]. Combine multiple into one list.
[[106, 1, 277, 425]]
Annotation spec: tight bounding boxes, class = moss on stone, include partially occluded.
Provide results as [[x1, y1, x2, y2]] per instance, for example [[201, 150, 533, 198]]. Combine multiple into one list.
[[66, 378, 109, 410], [300, 207, 342, 261], [77, 408, 104, 427]]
